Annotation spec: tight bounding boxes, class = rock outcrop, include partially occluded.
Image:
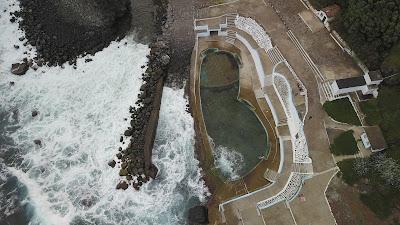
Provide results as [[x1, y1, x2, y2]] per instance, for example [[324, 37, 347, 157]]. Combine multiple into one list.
[[13, 0, 132, 66], [11, 62, 29, 75]]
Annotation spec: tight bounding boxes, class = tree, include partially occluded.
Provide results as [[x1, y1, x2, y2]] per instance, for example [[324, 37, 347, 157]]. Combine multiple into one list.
[[335, 0, 400, 71]]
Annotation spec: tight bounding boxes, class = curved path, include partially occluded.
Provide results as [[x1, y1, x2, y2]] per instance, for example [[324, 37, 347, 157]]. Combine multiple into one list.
[[193, 5, 337, 223]]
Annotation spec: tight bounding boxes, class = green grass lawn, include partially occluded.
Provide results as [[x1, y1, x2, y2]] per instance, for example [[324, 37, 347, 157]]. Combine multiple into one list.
[[382, 42, 400, 73], [323, 98, 361, 126], [330, 130, 359, 155], [359, 99, 382, 125]]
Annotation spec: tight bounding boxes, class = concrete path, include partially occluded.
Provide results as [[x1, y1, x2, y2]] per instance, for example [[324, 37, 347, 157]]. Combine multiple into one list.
[[195, 0, 339, 224]]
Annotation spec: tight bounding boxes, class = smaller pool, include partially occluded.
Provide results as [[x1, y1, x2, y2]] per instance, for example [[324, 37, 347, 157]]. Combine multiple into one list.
[[200, 49, 268, 180]]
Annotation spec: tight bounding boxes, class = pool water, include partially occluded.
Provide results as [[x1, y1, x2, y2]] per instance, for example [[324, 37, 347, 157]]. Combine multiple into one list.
[[200, 50, 268, 180]]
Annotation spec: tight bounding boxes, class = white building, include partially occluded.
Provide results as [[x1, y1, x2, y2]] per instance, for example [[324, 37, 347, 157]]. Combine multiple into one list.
[[330, 71, 383, 98]]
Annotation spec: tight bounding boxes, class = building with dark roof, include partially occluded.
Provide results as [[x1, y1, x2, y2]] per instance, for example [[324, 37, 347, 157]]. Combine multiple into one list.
[[335, 76, 366, 89], [330, 71, 383, 97], [361, 126, 388, 152]]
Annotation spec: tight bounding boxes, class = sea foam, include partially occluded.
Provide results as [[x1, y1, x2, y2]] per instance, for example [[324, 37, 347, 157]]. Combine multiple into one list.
[[0, 0, 208, 224]]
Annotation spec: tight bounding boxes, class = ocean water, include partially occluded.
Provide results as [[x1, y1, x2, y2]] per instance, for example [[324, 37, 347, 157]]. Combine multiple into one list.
[[0, 1, 208, 225]]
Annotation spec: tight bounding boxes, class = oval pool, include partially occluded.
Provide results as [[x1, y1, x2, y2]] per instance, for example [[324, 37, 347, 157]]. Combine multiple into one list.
[[199, 49, 269, 181]]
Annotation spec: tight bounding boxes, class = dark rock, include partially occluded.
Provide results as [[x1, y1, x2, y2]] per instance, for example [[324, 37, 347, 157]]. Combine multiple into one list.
[[9, 81, 15, 86], [160, 54, 170, 66], [14, 45, 19, 49], [143, 97, 152, 105], [116, 153, 122, 159], [33, 139, 42, 146], [124, 129, 133, 136], [132, 182, 140, 190], [11, 62, 29, 75], [121, 162, 127, 169], [119, 168, 128, 176], [116, 181, 129, 190], [31, 110, 38, 117], [15, 0, 132, 65], [120, 136, 123, 142], [148, 164, 158, 179], [108, 160, 116, 168], [188, 206, 209, 225]]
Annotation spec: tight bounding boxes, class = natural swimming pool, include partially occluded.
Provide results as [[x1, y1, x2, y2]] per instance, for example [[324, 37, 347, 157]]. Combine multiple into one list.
[[200, 49, 269, 180]]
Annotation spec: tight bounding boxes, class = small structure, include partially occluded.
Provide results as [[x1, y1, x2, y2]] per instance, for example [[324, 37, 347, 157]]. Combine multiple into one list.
[[330, 71, 383, 97], [316, 4, 341, 24], [361, 126, 388, 152]]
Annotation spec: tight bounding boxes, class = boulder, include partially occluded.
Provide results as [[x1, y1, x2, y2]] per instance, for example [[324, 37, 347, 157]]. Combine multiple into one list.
[[148, 164, 159, 179], [33, 139, 42, 146], [108, 160, 116, 168], [31, 110, 38, 117], [188, 206, 209, 225], [124, 129, 133, 136], [119, 168, 128, 176], [11, 62, 29, 75], [116, 153, 122, 159], [160, 54, 170, 66], [116, 181, 129, 190]]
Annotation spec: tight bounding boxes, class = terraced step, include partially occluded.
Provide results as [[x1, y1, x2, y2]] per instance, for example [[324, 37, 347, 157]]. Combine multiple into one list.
[[267, 47, 285, 65], [264, 169, 279, 182]]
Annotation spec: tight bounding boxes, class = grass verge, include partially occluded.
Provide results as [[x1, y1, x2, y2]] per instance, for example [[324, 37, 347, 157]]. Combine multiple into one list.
[[323, 98, 361, 126], [330, 130, 359, 155]]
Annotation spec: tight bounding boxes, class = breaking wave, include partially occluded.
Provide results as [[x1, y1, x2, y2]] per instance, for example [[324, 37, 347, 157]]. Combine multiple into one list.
[[0, 0, 208, 224]]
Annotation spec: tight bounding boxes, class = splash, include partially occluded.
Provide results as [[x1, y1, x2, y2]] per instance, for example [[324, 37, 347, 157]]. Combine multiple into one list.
[[210, 138, 244, 181], [0, 0, 208, 224]]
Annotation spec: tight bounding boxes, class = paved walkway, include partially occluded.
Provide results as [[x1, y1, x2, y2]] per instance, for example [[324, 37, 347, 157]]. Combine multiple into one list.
[[164, 0, 195, 86]]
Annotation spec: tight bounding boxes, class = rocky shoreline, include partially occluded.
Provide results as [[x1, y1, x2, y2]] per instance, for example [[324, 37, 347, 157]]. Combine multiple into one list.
[[10, 0, 131, 69], [109, 0, 170, 191]]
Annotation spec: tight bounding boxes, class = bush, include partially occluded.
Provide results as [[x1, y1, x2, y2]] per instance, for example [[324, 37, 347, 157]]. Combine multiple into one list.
[[330, 130, 359, 155], [336, 0, 400, 71], [337, 159, 362, 185], [323, 98, 361, 126]]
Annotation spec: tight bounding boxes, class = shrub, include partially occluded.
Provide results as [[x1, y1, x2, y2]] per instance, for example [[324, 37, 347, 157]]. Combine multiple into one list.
[[337, 159, 362, 185]]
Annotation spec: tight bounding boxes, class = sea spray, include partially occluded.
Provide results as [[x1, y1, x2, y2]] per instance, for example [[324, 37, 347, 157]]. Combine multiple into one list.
[[0, 1, 208, 223], [209, 138, 244, 181]]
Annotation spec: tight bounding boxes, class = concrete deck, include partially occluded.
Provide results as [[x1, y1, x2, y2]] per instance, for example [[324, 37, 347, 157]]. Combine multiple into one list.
[[191, 0, 342, 223]]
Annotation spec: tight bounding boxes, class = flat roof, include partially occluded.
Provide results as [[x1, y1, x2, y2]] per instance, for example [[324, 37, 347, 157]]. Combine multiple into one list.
[[364, 126, 387, 150], [336, 76, 366, 89]]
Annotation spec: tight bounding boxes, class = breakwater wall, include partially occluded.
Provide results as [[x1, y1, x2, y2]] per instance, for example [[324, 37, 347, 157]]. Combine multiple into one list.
[[110, 0, 170, 191]]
